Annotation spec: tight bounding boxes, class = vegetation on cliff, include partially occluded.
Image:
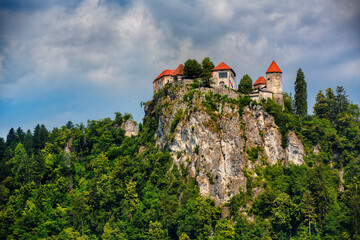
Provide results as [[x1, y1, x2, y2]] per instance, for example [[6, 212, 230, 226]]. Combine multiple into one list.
[[0, 84, 359, 239]]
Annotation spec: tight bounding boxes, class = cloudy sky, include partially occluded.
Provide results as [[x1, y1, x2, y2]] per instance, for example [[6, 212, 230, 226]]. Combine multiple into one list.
[[0, 0, 359, 137]]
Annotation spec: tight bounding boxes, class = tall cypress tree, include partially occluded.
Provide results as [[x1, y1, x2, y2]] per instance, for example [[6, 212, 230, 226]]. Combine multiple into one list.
[[294, 68, 308, 116]]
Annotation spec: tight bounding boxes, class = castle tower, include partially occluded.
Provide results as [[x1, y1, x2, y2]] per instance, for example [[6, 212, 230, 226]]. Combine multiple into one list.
[[266, 60, 284, 107]]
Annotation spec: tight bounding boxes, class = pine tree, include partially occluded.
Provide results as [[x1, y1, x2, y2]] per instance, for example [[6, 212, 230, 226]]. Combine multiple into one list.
[[6, 128, 17, 147], [301, 190, 317, 236], [325, 88, 336, 121], [313, 90, 330, 119], [294, 68, 307, 116], [335, 86, 349, 115], [16, 127, 25, 143]]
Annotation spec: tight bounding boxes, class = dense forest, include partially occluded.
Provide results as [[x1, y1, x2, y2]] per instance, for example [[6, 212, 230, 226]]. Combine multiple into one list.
[[0, 84, 360, 239]]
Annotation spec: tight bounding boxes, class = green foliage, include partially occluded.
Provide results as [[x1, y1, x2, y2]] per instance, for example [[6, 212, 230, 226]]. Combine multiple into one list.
[[264, 98, 300, 148], [200, 57, 215, 87], [283, 92, 295, 114], [191, 78, 201, 89], [294, 68, 308, 116], [314, 90, 330, 118], [238, 74, 253, 94], [213, 219, 235, 239], [170, 109, 183, 133], [246, 146, 263, 163], [1, 84, 359, 240], [183, 59, 202, 78]]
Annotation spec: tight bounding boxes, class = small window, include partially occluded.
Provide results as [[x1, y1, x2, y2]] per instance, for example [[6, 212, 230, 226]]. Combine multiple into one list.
[[219, 72, 228, 78], [219, 81, 225, 87]]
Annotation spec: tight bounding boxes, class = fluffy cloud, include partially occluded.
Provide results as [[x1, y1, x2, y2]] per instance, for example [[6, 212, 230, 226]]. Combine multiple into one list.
[[0, 0, 359, 136]]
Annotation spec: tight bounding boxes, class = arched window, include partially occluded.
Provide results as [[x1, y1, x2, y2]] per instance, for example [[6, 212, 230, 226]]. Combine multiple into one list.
[[219, 81, 225, 87]]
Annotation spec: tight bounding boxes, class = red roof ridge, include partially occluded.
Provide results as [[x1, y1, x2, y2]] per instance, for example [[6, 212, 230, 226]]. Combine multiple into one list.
[[212, 62, 232, 71], [212, 62, 236, 76], [172, 64, 184, 76], [253, 76, 266, 86], [266, 60, 282, 73], [153, 69, 174, 83]]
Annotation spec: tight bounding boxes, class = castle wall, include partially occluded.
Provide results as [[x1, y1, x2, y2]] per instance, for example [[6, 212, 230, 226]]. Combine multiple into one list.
[[250, 91, 273, 102], [211, 70, 236, 89]]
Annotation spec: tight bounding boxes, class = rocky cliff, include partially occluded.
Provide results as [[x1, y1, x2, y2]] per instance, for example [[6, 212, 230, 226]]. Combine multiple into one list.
[[145, 85, 304, 205]]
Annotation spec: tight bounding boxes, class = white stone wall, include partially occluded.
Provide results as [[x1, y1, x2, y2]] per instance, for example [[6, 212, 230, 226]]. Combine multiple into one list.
[[211, 70, 236, 89]]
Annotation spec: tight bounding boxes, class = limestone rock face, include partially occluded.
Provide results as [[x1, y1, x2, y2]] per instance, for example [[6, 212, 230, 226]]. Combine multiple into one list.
[[121, 119, 138, 137], [148, 86, 305, 205], [285, 131, 304, 165]]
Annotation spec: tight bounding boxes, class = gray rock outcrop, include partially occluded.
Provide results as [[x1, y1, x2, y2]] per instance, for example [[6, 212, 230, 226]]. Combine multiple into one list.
[[121, 119, 138, 137], [147, 86, 305, 205]]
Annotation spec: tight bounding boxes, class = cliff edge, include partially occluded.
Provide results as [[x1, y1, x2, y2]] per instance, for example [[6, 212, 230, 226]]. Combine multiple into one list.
[[145, 84, 304, 204]]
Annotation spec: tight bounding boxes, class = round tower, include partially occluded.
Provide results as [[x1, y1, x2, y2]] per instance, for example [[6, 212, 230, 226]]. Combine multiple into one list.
[[266, 60, 284, 107]]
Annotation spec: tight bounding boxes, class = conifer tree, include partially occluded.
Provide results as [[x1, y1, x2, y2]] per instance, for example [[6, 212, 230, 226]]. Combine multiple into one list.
[[301, 190, 317, 236], [294, 68, 307, 116], [314, 90, 330, 119], [335, 86, 349, 115], [6, 128, 17, 147], [325, 88, 336, 120]]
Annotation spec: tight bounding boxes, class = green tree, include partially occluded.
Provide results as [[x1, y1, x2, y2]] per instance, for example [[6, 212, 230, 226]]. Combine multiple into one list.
[[66, 121, 74, 130], [294, 68, 307, 116], [183, 59, 202, 78], [323, 202, 347, 239], [179, 232, 191, 240], [12, 143, 32, 184], [238, 74, 253, 94], [325, 88, 336, 120], [23, 130, 33, 154], [123, 181, 140, 219], [6, 128, 17, 147], [16, 127, 25, 143], [33, 124, 48, 150], [147, 221, 168, 239], [200, 57, 215, 87], [300, 190, 317, 236], [283, 92, 294, 114], [270, 192, 297, 237], [335, 86, 349, 115], [314, 90, 330, 119], [213, 219, 235, 239]]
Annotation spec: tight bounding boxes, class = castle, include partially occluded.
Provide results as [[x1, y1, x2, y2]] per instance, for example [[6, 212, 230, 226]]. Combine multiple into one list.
[[153, 60, 283, 106], [250, 60, 284, 107]]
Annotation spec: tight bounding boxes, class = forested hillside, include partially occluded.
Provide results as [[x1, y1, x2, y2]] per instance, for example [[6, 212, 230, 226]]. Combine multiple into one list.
[[0, 85, 359, 239]]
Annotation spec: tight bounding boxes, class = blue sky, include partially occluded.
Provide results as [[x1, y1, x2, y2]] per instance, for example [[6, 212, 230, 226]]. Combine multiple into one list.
[[0, 0, 359, 138]]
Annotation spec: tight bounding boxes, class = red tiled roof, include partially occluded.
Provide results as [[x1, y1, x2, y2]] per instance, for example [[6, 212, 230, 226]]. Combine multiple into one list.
[[153, 69, 175, 83], [172, 64, 184, 76], [212, 62, 236, 76], [254, 76, 266, 86], [266, 60, 282, 73]]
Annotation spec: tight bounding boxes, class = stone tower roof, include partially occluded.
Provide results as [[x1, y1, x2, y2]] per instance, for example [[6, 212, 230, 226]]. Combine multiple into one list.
[[266, 60, 282, 73]]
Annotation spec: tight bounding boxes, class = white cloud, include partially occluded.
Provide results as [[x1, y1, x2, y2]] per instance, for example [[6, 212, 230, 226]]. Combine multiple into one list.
[[0, 0, 181, 100], [0, 0, 359, 104]]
